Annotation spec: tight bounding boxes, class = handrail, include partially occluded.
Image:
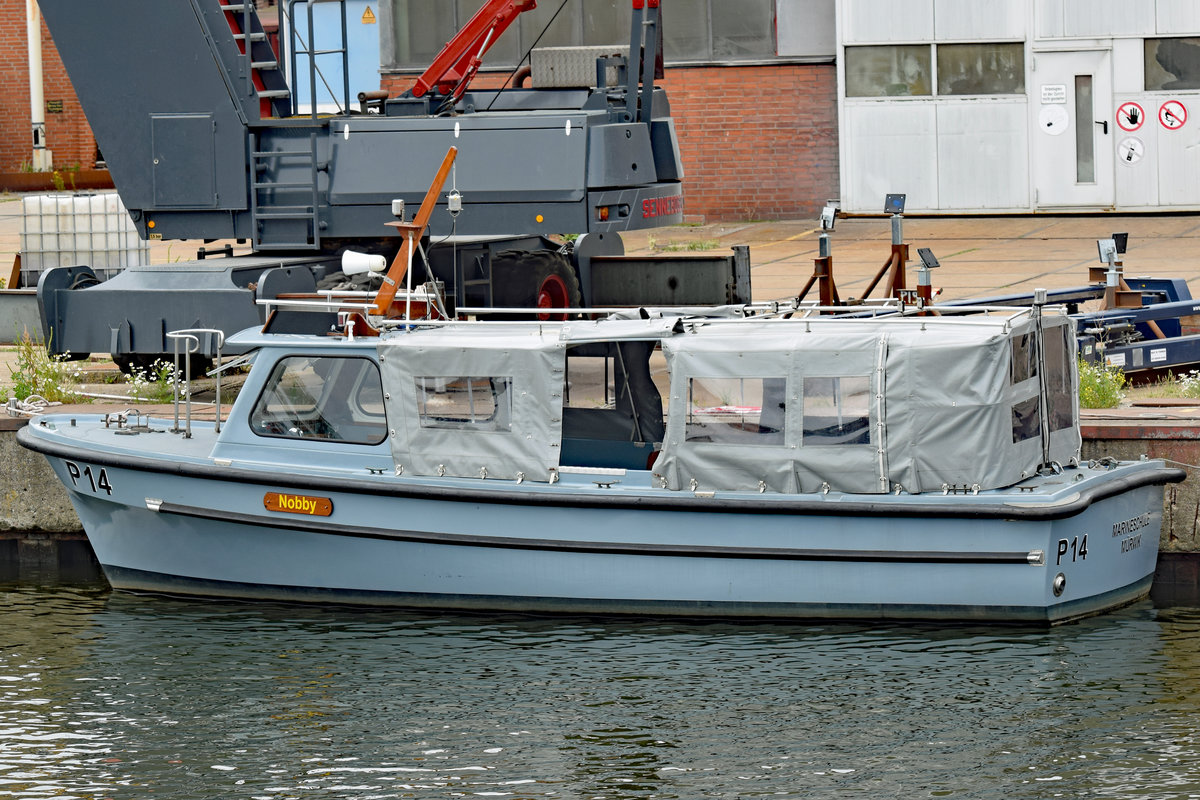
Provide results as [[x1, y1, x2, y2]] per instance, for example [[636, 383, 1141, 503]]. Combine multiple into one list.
[[285, 0, 350, 118], [166, 328, 226, 438]]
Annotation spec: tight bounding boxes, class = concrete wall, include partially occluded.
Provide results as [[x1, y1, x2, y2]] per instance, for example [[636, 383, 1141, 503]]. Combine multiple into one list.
[[0, 416, 76, 532], [1081, 418, 1200, 553], [1090, 439, 1199, 551]]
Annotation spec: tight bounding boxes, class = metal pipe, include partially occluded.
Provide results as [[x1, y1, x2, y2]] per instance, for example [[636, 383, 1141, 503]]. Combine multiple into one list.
[[405, 230, 414, 323], [26, 0, 50, 171], [213, 335, 223, 434]]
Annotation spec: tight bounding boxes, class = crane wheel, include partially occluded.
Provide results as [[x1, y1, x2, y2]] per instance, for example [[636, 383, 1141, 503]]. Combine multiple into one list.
[[491, 249, 581, 321]]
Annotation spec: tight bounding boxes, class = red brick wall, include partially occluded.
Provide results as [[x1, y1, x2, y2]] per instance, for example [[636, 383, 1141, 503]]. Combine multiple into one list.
[[0, 2, 97, 172], [383, 63, 839, 223], [658, 64, 839, 223]]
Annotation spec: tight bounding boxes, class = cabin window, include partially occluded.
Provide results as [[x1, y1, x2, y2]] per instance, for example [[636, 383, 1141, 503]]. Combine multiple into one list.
[[685, 377, 785, 445], [250, 356, 387, 444], [1044, 326, 1075, 433], [415, 376, 512, 432], [802, 376, 871, 445], [1011, 396, 1040, 443], [1011, 333, 1037, 384]]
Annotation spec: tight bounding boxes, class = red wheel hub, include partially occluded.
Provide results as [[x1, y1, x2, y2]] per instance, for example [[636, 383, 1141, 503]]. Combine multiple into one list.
[[535, 273, 570, 321]]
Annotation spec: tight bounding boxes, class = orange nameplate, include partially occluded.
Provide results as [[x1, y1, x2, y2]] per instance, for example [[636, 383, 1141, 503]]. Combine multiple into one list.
[[264, 492, 333, 516]]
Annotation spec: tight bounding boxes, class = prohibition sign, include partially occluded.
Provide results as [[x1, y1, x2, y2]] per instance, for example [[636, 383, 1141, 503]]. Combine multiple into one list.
[[1117, 102, 1144, 132], [1160, 100, 1187, 130]]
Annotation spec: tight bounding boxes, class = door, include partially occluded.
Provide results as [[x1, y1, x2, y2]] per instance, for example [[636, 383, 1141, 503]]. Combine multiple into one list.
[[1032, 50, 1114, 208]]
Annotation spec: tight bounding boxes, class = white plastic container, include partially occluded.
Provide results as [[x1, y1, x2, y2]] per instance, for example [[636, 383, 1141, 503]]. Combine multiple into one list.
[[20, 192, 149, 284]]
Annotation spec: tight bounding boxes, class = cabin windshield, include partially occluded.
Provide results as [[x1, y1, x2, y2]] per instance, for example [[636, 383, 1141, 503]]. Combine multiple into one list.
[[249, 355, 387, 444]]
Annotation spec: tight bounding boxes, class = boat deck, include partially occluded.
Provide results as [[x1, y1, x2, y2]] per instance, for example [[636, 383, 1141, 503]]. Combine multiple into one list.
[[24, 412, 1174, 517]]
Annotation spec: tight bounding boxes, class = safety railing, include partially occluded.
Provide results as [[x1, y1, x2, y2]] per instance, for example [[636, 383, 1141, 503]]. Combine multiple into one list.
[[166, 329, 226, 438]]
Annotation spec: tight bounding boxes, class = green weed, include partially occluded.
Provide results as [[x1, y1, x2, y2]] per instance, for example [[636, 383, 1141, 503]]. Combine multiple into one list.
[[1077, 357, 1126, 408], [4, 332, 86, 403]]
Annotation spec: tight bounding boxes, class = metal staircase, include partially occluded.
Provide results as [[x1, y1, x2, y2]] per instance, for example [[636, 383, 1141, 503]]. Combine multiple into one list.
[[215, 0, 350, 250], [216, 1, 292, 119]]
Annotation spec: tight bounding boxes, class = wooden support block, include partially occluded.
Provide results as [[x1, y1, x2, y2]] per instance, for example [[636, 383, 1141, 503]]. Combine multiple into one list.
[[5, 254, 20, 290], [1115, 290, 1143, 309]]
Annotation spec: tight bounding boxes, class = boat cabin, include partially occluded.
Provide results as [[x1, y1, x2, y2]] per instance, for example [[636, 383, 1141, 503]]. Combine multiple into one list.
[[221, 307, 1080, 496]]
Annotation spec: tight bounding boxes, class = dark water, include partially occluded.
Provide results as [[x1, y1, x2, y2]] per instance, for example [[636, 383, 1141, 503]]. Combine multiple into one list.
[[2, 583, 1200, 799]]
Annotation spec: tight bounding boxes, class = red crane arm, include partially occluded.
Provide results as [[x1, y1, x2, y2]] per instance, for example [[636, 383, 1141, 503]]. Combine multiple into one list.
[[410, 0, 537, 99]]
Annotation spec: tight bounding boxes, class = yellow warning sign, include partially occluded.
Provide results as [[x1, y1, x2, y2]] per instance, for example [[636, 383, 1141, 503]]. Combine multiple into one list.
[[361, 5, 376, 24]]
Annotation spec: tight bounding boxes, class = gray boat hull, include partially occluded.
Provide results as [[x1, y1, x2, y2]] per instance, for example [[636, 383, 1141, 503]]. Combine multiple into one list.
[[29, 427, 1170, 624]]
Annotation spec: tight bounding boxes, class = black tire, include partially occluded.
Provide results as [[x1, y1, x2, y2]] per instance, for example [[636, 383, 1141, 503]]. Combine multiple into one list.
[[490, 249, 582, 320]]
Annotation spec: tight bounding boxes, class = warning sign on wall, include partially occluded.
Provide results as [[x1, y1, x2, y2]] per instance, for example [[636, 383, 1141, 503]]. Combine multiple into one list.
[[1041, 84, 1067, 104], [1116, 102, 1144, 132], [1160, 100, 1187, 130], [1118, 137, 1145, 165]]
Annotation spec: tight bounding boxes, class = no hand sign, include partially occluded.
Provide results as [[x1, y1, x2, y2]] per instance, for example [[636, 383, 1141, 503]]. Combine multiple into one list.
[[1117, 102, 1144, 132]]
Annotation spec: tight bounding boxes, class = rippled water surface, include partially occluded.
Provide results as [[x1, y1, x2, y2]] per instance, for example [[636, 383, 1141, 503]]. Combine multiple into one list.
[[2, 585, 1200, 798]]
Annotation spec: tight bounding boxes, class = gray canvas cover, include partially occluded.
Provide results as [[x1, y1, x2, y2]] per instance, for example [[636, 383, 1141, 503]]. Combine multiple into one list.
[[378, 309, 1080, 495], [379, 326, 566, 481], [653, 312, 1080, 494], [377, 318, 681, 481]]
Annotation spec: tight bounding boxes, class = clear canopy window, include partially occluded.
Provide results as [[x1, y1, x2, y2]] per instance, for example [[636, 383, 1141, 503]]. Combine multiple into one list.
[[802, 376, 871, 446], [685, 377, 786, 445], [416, 376, 512, 432]]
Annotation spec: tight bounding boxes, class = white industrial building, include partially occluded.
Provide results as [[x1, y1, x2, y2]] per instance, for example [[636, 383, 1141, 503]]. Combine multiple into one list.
[[837, 0, 1200, 213]]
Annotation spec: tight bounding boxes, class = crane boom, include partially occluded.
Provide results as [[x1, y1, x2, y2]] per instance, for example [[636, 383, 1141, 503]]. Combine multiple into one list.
[[410, 0, 537, 101]]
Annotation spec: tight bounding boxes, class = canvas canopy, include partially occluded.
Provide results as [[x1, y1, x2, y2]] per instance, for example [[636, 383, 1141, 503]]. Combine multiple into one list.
[[654, 311, 1080, 494], [379, 325, 565, 481], [377, 318, 679, 481], [377, 309, 1080, 494]]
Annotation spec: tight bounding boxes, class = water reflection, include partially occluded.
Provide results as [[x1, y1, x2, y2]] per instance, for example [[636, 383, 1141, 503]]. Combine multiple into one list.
[[0, 588, 1198, 798]]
